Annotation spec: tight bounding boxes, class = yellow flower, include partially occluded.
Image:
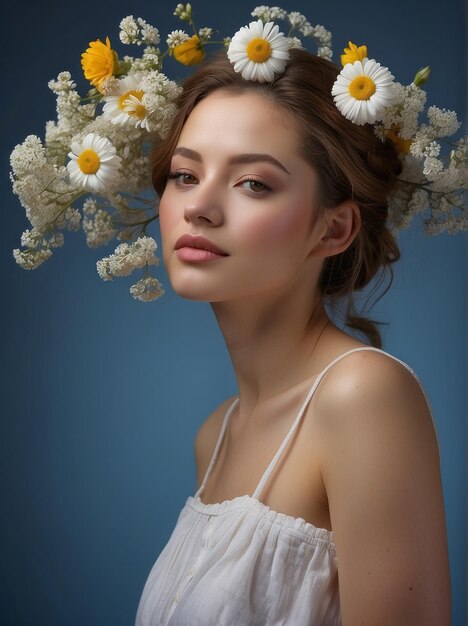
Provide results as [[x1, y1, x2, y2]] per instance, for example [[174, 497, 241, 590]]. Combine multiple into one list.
[[387, 129, 412, 154], [81, 37, 118, 92], [173, 35, 205, 65], [341, 41, 368, 66]]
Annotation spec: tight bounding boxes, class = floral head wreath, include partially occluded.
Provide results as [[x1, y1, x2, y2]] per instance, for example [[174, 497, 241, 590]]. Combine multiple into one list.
[[10, 4, 466, 302]]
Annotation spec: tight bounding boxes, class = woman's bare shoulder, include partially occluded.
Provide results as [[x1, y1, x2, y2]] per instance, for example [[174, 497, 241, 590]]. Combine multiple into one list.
[[194, 395, 237, 485], [312, 348, 436, 448], [310, 347, 438, 480], [314, 347, 426, 417]]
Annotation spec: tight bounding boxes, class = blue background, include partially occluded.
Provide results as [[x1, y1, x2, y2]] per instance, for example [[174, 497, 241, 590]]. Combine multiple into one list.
[[1, 1, 466, 624]]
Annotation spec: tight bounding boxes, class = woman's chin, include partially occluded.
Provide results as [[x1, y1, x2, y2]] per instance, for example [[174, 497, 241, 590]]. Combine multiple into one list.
[[169, 280, 223, 302]]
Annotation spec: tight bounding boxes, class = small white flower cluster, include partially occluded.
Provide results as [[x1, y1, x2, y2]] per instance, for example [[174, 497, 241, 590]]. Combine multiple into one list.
[[288, 37, 303, 50], [10, 135, 47, 178], [251, 5, 332, 60], [119, 16, 161, 46], [10, 135, 82, 239], [138, 72, 183, 137], [48, 71, 76, 93], [130, 276, 165, 302], [379, 83, 424, 139], [251, 6, 288, 21], [96, 236, 160, 280], [379, 82, 465, 234], [198, 27, 213, 41], [287, 11, 308, 29], [82, 198, 118, 248], [13, 247, 53, 270], [167, 29, 190, 48], [65, 207, 82, 231], [303, 24, 332, 60], [12, 224, 66, 270], [126, 46, 162, 74]]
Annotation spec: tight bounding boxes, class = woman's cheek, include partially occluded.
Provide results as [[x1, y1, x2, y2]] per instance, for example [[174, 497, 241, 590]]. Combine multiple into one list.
[[158, 194, 179, 262], [238, 203, 309, 251], [159, 190, 176, 227]]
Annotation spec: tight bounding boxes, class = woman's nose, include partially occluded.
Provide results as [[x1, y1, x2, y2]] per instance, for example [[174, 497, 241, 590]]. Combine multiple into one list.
[[183, 182, 224, 226]]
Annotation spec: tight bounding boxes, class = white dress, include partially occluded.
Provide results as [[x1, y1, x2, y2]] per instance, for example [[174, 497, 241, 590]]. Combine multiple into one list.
[[135, 347, 432, 625]]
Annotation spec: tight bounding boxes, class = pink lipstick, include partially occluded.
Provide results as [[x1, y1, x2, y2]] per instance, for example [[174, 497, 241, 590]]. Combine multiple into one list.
[[174, 234, 228, 263]]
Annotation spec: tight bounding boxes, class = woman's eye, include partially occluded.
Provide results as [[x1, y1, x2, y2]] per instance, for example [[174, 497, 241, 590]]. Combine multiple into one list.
[[167, 171, 197, 185], [239, 178, 271, 193]]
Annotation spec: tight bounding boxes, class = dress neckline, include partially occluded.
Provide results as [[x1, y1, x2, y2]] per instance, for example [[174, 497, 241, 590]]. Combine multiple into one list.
[[186, 493, 336, 547]]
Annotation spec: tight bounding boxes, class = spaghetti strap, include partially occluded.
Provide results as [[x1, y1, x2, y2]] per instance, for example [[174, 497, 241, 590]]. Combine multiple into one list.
[[252, 346, 435, 500], [194, 397, 239, 500]]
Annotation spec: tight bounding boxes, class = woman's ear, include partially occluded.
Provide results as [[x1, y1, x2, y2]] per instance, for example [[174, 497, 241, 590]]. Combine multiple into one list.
[[309, 201, 361, 258]]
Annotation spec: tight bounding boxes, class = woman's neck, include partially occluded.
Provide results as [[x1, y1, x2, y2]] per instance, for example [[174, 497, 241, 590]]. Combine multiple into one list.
[[211, 287, 331, 416]]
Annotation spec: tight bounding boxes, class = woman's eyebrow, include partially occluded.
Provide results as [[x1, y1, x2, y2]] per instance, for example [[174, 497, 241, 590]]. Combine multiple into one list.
[[172, 146, 290, 175]]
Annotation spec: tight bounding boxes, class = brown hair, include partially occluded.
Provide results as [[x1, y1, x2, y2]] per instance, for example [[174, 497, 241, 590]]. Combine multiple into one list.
[[151, 48, 402, 348]]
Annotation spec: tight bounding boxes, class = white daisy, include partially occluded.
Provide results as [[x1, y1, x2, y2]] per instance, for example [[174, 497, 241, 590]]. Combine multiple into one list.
[[331, 58, 395, 126], [227, 19, 291, 83], [122, 94, 152, 131], [67, 133, 121, 193], [102, 75, 148, 128]]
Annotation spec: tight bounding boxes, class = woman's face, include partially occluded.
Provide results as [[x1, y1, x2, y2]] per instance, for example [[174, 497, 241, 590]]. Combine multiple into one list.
[[159, 89, 326, 302]]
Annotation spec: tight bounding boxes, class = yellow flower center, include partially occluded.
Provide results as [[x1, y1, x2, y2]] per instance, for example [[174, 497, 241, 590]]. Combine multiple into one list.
[[77, 149, 100, 174], [246, 37, 272, 63], [132, 104, 147, 120], [119, 90, 144, 110], [348, 75, 376, 100]]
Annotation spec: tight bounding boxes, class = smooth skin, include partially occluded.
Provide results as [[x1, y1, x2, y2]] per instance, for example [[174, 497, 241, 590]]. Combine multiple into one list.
[[159, 89, 451, 626]]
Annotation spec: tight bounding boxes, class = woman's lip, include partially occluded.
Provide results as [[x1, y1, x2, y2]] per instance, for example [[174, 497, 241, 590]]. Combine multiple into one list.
[[174, 234, 228, 255], [176, 247, 228, 262]]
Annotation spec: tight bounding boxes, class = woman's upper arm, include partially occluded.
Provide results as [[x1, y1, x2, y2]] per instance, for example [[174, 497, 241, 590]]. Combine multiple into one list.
[[317, 351, 451, 626]]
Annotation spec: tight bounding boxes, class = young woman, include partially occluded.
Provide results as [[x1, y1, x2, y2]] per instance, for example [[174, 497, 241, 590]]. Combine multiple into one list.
[[135, 49, 451, 626]]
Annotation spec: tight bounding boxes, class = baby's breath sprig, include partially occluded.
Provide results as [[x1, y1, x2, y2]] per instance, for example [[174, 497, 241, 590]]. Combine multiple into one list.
[[371, 65, 466, 234]]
